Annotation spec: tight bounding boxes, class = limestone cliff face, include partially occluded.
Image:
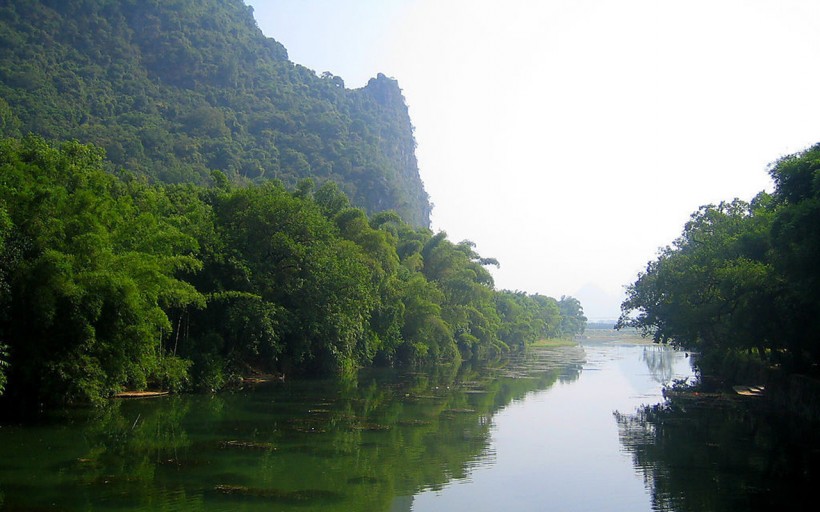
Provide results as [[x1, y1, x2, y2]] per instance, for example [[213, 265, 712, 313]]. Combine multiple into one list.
[[358, 74, 431, 226], [0, 0, 431, 226]]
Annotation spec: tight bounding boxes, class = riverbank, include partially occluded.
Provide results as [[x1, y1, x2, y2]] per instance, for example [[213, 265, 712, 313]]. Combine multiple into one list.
[[668, 357, 820, 425], [683, 346, 820, 424], [579, 328, 655, 344], [529, 338, 578, 348]]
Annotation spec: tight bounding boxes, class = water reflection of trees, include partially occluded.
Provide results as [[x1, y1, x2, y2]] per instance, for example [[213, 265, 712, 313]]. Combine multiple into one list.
[[615, 397, 820, 511], [0, 346, 585, 511], [641, 346, 679, 385]]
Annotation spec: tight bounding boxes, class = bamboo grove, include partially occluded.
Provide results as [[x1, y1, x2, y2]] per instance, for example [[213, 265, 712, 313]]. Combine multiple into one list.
[[0, 136, 586, 404]]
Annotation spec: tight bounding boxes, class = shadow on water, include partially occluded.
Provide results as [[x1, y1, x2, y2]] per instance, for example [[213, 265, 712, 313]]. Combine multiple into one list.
[[616, 386, 820, 511], [0, 345, 586, 511]]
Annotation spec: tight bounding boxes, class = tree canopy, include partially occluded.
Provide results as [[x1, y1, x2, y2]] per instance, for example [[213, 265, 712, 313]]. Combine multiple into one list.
[[0, 137, 585, 405], [0, 1, 586, 406], [618, 143, 820, 381]]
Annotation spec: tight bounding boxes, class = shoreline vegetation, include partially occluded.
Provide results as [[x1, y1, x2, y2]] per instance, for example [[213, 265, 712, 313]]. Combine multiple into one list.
[[0, 136, 587, 410], [0, 0, 589, 411], [529, 338, 579, 348], [618, 143, 820, 424], [578, 328, 649, 344], [112, 390, 170, 399]]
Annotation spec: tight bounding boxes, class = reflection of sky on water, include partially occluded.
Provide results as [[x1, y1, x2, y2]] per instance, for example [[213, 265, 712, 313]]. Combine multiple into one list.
[[408, 343, 694, 512]]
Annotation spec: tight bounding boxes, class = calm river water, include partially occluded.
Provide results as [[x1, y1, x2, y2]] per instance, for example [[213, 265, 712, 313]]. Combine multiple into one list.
[[1, 340, 813, 511]]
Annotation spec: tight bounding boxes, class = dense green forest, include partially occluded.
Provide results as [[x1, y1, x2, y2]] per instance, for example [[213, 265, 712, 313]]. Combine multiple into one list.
[[618, 143, 820, 384], [0, 0, 587, 406], [0, 136, 586, 404], [0, 0, 430, 225]]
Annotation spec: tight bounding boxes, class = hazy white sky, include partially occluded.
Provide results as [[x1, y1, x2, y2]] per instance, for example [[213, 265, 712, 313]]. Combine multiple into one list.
[[245, 0, 820, 319]]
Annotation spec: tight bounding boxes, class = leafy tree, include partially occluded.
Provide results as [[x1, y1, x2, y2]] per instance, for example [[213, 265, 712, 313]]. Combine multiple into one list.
[[0, 134, 585, 404], [0, 205, 7, 394], [0, 136, 201, 403], [495, 291, 562, 348], [397, 273, 455, 362], [768, 144, 820, 366], [0, 342, 7, 396], [206, 183, 378, 375], [619, 143, 820, 379], [618, 200, 777, 355], [557, 296, 587, 338]]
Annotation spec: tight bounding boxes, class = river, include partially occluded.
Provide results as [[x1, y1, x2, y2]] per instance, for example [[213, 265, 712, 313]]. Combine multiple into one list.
[[0, 339, 814, 511]]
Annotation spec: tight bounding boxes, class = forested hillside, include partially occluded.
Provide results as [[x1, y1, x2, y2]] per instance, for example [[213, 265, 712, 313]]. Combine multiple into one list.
[[0, 0, 430, 225], [0, 3, 588, 407]]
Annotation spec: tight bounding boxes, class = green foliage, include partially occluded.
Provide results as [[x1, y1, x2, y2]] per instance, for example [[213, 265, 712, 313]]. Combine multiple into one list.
[[0, 0, 431, 226], [0, 1, 590, 406], [0, 136, 584, 405], [619, 143, 820, 378], [557, 296, 587, 338], [619, 199, 779, 356], [495, 291, 562, 349], [768, 144, 820, 365], [0, 342, 8, 395], [0, 136, 204, 403]]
